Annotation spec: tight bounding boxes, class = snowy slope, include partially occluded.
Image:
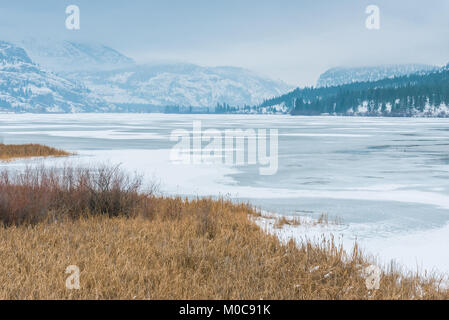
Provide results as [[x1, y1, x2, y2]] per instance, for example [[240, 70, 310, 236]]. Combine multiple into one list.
[[1, 39, 292, 112], [317, 64, 438, 88], [18, 38, 135, 72], [0, 41, 110, 113], [67, 63, 293, 108]]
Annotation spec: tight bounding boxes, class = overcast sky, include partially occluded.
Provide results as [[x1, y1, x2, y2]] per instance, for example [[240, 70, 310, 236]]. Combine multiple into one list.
[[1, 0, 449, 86]]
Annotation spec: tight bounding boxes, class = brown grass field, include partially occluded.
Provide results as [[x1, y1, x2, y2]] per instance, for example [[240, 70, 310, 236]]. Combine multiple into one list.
[[0, 165, 448, 300], [0, 143, 71, 161]]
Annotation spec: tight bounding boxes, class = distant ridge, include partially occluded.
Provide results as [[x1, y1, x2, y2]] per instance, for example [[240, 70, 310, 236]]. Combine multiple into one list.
[[317, 64, 438, 88], [18, 38, 135, 72], [68, 63, 293, 109]]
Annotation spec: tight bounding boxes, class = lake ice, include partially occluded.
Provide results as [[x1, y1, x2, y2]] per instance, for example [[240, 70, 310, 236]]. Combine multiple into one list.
[[1, 113, 449, 274]]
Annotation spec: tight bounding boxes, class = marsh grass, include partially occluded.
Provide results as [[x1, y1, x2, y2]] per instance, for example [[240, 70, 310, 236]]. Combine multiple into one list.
[[0, 143, 71, 161], [0, 166, 447, 300], [0, 165, 146, 225], [274, 216, 302, 228], [270, 213, 340, 229]]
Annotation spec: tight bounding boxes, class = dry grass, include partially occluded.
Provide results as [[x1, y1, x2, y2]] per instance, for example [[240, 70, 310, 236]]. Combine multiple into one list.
[[0, 166, 448, 300], [274, 216, 302, 228], [271, 213, 340, 229], [0, 143, 71, 161], [0, 165, 144, 225]]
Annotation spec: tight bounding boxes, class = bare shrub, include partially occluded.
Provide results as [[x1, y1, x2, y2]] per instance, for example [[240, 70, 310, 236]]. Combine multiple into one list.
[[0, 165, 148, 225]]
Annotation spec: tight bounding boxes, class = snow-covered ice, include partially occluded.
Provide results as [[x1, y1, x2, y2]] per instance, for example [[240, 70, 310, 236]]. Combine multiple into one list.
[[2, 113, 449, 274]]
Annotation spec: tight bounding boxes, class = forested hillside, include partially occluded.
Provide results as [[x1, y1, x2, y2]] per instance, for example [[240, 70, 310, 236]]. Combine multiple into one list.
[[259, 66, 449, 117]]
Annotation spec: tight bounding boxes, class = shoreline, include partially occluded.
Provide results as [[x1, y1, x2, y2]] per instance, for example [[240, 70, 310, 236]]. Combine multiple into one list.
[[3, 146, 449, 277], [0, 162, 447, 299], [256, 210, 449, 283]]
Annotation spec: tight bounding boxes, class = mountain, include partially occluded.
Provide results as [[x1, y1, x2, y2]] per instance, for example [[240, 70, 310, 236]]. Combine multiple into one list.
[[0, 40, 292, 113], [0, 41, 111, 113], [66, 63, 293, 110], [259, 66, 449, 117], [18, 38, 135, 72], [16, 39, 292, 110], [317, 64, 438, 88]]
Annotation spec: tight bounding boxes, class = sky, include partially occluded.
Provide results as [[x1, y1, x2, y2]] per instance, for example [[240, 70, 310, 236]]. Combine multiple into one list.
[[1, 0, 449, 86]]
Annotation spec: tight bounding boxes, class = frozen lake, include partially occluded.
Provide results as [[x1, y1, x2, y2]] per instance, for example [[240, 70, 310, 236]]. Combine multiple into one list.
[[1, 113, 449, 274]]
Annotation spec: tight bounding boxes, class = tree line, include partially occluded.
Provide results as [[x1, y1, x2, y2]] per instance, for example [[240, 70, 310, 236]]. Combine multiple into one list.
[[258, 67, 449, 116]]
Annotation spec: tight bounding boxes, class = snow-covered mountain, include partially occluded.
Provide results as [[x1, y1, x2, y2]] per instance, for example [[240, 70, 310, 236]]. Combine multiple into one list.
[[0, 39, 291, 112], [317, 64, 438, 88], [0, 41, 110, 113], [18, 38, 135, 72], [67, 63, 293, 109]]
